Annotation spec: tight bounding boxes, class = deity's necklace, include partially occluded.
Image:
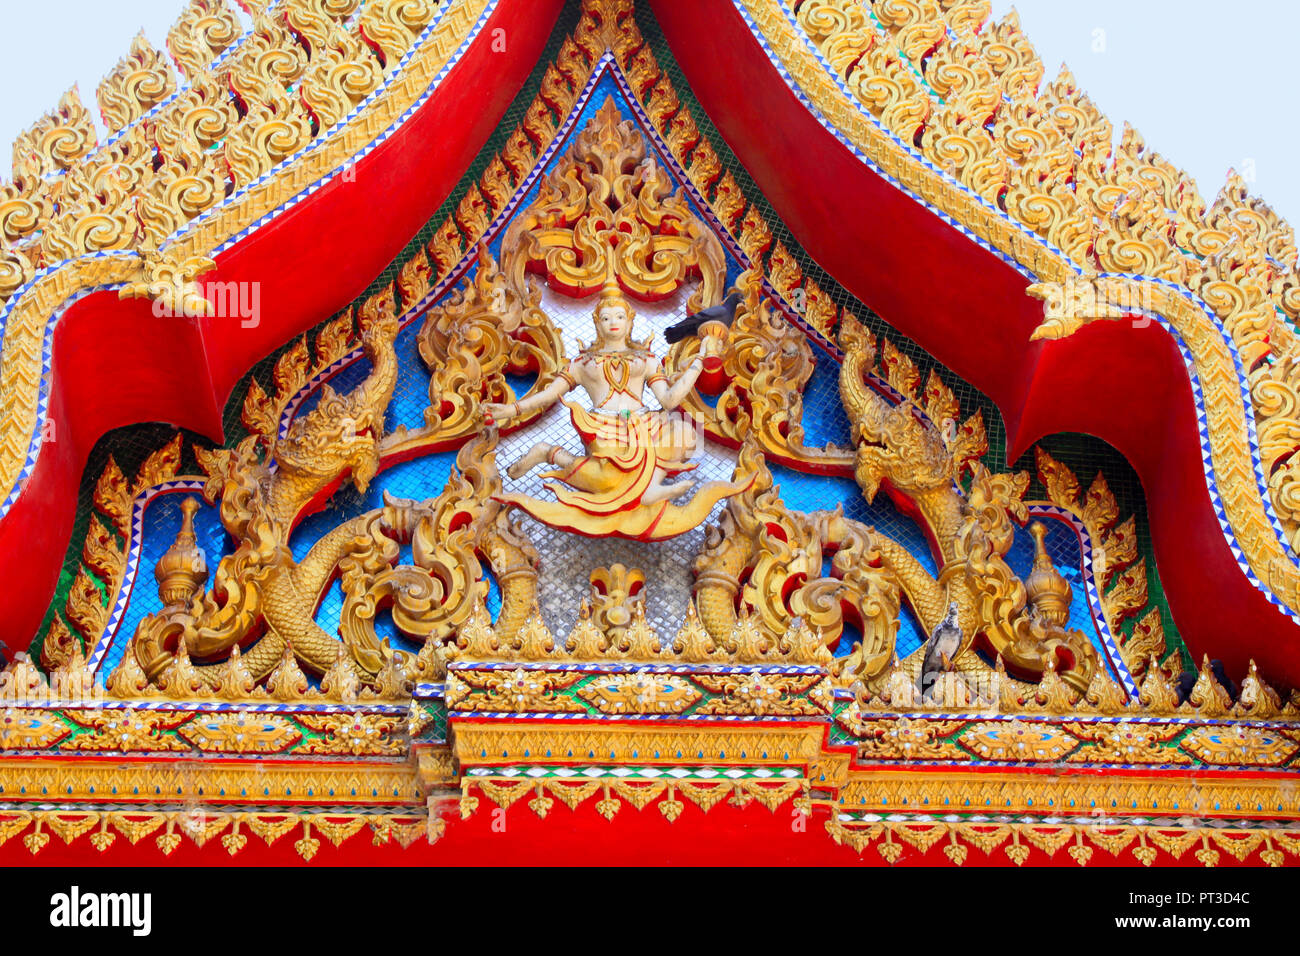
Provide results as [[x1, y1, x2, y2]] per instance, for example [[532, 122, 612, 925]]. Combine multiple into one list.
[[593, 350, 641, 418]]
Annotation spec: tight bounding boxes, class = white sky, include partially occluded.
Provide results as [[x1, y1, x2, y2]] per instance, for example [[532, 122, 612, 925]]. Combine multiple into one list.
[[0, 0, 243, 150], [1, 0, 1297, 227], [991, 0, 1299, 226]]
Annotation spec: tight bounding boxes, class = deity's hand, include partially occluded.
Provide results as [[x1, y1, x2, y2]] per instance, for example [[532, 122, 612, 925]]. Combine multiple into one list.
[[481, 402, 514, 424]]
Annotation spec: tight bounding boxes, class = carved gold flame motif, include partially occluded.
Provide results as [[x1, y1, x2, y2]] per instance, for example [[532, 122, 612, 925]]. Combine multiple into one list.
[[502, 96, 726, 309]]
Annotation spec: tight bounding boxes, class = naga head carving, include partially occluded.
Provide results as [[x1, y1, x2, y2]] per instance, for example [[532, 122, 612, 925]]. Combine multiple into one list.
[[852, 397, 954, 503], [273, 284, 402, 508], [837, 312, 954, 502]]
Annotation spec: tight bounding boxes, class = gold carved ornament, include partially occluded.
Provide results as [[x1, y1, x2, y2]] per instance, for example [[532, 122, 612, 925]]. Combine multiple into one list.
[[85, 3, 595, 695], [538, 4, 1099, 695], [5, 0, 1300, 869], [500, 96, 726, 310], [99, 0, 1098, 710], [830, 311, 1099, 693], [1, 0, 1295, 653], [382, 242, 568, 458], [113, 281, 552, 694], [482, 95, 763, 539]]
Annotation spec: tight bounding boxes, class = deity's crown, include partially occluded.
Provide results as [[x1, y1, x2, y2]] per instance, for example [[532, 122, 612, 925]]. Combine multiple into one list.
[[595, 278, 635, 321]]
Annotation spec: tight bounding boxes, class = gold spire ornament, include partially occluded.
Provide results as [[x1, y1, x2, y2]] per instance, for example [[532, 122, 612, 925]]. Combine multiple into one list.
[[1024, 521, 1072, 628], [154, 497, 209, 608]]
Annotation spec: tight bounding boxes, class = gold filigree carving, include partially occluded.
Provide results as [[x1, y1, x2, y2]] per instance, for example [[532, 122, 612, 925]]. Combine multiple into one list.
[[97, 33, 179, 134], [836, 312, 1098, 692], [295, 712, 406, 755], [501, 95, 725, 308], [448, 667, 586, 713], [741, 0, 1300, 664], [576, 673, 702, 715], [167, 0, 242, 79], [177, 712, 301, 753]]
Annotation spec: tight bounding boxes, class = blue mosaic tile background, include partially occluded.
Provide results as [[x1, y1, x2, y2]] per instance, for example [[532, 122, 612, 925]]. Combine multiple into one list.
[[799, 341, 852, 451]]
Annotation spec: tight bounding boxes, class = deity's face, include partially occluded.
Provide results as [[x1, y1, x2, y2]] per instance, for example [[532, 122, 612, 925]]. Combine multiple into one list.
[[594, 302, 632, 343]]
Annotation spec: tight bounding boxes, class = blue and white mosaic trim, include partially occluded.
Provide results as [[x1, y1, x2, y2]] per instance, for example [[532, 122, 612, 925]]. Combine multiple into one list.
[[2, 698, 409, 716], [834, 811, 1296, 828], [452, 711, 828, 722], [466, 765, 804, 778], [448, 660, 827, 675]]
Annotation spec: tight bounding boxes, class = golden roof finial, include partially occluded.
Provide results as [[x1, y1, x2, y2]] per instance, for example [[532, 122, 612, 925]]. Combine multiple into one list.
[[154, 497, 208, 608], [1024, 521, 1071, 627]]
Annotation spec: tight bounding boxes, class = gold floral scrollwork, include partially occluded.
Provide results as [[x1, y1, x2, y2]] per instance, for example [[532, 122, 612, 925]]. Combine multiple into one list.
[[587, 564, 647, 644], [1064, 721, 1189, 764], [576, 673, 702, 715], [177, 712, 302, 754], [957, 721, 1079, 762], [692, 672, 828, 717], [20, 87, 98, 179], [357, 0, 440, 69], [501, 95, 726, 308], [166, 0, 242, 80], [668, 268, 854, 469], [448, 667, 587, 713], [852, 717, 966, 761], [0, 710, 72, 749], [96, 32, 178, 134], [386, 242, 565, 456], [1180, 725, 1299, 767], [295, 712, 407, 756], [61, 710, 192, 753]]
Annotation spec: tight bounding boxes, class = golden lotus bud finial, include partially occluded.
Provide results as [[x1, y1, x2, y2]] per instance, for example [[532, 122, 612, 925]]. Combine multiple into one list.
[[154, 497, 209, 608], [1024, 521, 1071, 627]]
